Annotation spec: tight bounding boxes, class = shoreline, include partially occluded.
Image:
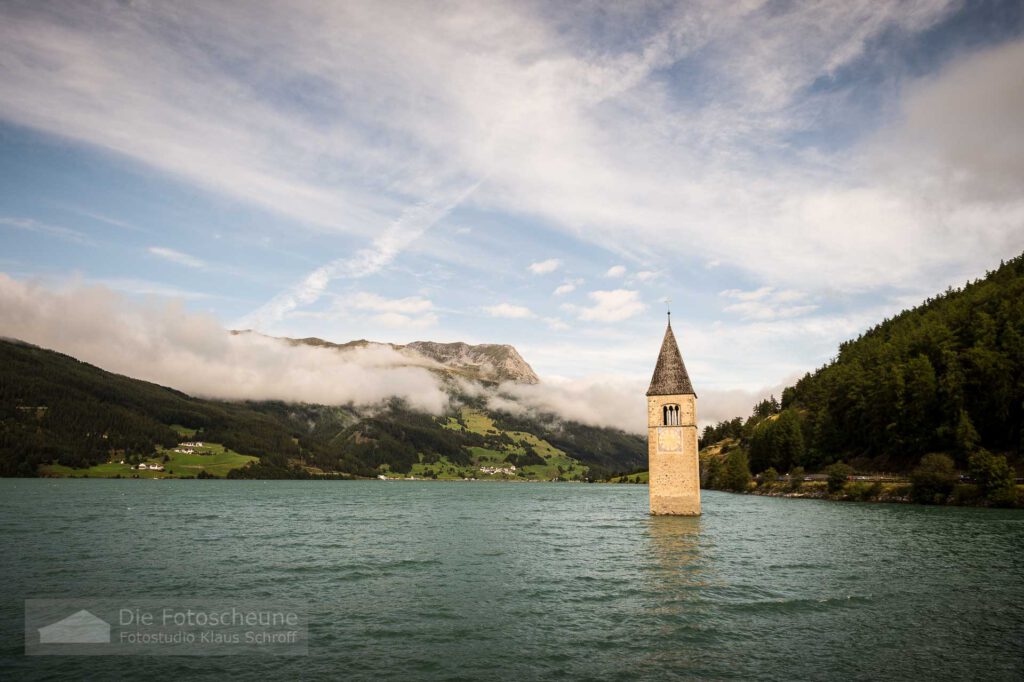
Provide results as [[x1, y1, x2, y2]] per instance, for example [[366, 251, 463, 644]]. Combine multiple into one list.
[[705, 479, 1024, 509]]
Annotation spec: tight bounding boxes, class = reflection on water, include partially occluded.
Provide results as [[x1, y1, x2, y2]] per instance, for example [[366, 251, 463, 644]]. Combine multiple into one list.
[[643, 515, 710, 610], [646, 514, 702, 563]]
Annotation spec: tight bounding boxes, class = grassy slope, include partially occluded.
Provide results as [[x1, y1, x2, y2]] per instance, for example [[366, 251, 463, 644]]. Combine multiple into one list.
[[41, 441, 257, 478], [385, 408, 588, 480]]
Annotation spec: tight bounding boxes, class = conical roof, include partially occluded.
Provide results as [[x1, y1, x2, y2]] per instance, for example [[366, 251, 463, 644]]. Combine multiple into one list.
[[646, 318, 695, 396]]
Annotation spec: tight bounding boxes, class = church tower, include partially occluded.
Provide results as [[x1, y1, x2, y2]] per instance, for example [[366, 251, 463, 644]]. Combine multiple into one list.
[[646, 314, 700, 515]]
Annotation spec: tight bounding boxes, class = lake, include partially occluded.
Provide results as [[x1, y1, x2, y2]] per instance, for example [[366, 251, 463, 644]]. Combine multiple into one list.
[[1, 480, 1022, 680]]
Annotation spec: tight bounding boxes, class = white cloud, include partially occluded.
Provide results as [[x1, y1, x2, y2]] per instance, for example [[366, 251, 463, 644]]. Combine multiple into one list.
[[634, 270, 657, 282], [483, 303, 535, 319], [489, 376, 646, 433], [605, 265, 627, 278], [0, 275, 450, 413], [148, 246, 207, 269], [553, 283, 575, 296], [543, 317, 570, 331], [347, 292, 438, 329], [350, 292, 434, 315], [370, 312, 439, 329], [719, 287, 817, 321], [553, 278, 582, 296], [723, 301, 817, 321], [577, 289, 646, 322], [528, 258, 561, 275], [486, 375, 791, 434], [719, 287, 774, 302]]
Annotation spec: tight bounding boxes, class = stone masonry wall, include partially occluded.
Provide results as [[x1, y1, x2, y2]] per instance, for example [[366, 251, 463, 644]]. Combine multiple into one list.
[[647, 394, 701, 515]]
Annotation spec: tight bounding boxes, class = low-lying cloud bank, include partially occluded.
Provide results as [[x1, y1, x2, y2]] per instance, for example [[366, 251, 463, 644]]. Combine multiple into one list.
[[0, 275, 773, 434], [0, 275, 450, 413], [487, 378, 648, 435], [488, 379, 787, 435]]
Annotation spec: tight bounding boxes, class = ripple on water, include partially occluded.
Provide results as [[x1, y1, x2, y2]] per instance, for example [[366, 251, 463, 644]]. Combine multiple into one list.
[[0, 482, 1022, 682]]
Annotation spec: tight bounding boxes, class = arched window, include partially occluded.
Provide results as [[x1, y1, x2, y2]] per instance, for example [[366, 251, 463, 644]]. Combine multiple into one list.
[[663, 404, 680, 426]]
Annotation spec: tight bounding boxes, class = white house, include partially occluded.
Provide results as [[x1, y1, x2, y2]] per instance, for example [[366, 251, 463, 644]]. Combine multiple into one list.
[[38, 609, 110, 644], [137, 463, 148, 470]]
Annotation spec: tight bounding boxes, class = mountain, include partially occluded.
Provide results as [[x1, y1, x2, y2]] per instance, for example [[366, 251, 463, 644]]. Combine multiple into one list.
[[0, 338, 641, 479], [701, 252, 1024, 475], [232, 331, 540, 384], [404, 341, 540, 384]]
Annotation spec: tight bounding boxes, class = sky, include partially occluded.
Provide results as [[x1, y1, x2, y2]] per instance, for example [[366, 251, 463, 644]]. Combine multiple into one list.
[[1, 0, 1023, 429]]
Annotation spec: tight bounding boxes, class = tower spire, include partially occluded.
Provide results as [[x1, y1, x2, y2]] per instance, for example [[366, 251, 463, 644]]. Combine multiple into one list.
[[646, 314, 694, 396]]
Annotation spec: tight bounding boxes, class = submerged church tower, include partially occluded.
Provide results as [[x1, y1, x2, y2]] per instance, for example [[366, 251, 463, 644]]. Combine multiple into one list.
[[646, 313, 700, 515]]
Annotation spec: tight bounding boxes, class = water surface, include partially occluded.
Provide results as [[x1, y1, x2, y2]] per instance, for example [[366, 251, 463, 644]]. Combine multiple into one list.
[[1, 480, 1021, 680]]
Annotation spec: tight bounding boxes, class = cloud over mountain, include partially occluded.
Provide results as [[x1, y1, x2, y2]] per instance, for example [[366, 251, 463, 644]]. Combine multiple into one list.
[[0, 275, 451, 413]]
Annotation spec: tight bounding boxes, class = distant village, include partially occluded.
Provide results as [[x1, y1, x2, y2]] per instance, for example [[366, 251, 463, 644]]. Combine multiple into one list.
[[377, 464, 520, 481], [125, 441, 206, 472]]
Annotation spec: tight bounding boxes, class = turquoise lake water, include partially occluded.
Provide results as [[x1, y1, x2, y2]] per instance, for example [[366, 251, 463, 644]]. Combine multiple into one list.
[[1, 479, 1022, 680]]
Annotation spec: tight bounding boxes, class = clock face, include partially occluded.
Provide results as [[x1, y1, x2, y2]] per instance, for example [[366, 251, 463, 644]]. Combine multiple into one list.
[[658, 427, 683, 452]]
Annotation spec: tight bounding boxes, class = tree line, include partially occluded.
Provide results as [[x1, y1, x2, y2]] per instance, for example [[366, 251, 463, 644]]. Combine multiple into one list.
[[699, 252, 1024, 506]]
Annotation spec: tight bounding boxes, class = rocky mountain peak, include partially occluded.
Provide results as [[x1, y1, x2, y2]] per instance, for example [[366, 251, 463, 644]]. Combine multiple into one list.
[[403, 341, 540, 385], [232, 331, 540, 385]]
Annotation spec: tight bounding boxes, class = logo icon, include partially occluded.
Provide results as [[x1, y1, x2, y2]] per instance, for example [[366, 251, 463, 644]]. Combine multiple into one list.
[[38, 609, 111, 644]]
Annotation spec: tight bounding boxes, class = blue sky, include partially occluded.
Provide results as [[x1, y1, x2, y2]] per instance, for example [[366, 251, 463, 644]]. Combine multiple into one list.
[[2, 1, 1024, 424]]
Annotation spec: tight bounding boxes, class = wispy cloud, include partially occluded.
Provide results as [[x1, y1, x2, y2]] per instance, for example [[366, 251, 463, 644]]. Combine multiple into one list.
[[71, 209, 145, 232], [148, 246, 207, 269], [0, 217, 91, 244], [238, 182, 480, 328], [484, 303, 535, 319], [92, 277, 214, 301], [719, 287, 817, 321], [2, 0, 1011, 303]]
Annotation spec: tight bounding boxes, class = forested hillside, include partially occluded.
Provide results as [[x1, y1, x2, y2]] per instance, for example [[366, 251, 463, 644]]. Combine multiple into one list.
[[0, 339, 644, 478], [702, 252, 1024, 478]]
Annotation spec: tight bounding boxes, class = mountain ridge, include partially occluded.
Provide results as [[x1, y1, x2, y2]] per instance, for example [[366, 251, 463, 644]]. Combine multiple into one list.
[[231, 331, 540, 385], [0, 338, 642, 479]]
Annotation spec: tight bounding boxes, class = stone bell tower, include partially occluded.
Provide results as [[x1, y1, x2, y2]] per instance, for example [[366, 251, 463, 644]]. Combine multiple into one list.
[[646, 313, 700, 515]]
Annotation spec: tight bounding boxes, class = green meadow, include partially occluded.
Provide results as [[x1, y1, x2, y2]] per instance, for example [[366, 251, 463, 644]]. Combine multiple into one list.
[[40, 440, 257, 479], [388, 408, 587, 481]]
